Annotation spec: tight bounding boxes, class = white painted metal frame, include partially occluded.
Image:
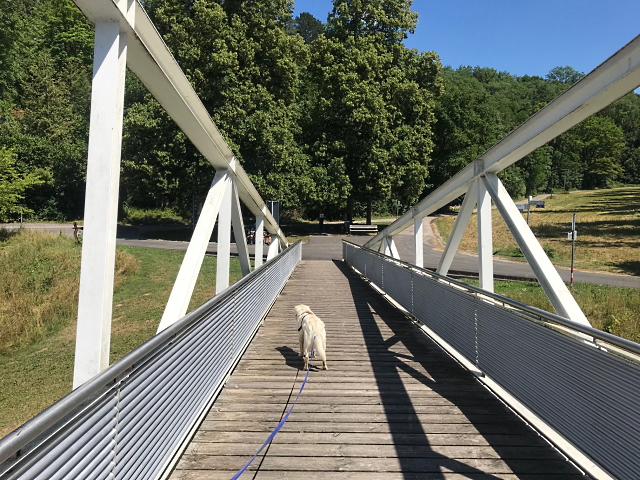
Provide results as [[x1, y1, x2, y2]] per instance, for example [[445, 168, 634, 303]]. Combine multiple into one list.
[[73, 17, 129, 389], [482, 174, 589, 325], [364, 32, 640, 323], [71, 0, 291, 384], [254, 216, 264, 269], [437, 180, 477, 276], [157, 171, 230, 332], [413, 217, 423, 268]]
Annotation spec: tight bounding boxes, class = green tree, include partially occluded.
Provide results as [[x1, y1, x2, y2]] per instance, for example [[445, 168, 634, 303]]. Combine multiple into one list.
[[291, 12, 324, 43], [306, 0, 441, 222], [126, 0, 312, 215], [0, 147, 43, 221], [546, 66, 584, 84]]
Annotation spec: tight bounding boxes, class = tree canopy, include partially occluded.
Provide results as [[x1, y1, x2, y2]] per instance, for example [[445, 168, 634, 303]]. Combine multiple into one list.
[[0, 0, 638, 223]]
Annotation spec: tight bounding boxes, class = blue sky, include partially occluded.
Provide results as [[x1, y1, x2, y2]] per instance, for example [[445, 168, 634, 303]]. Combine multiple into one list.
[[292, 0, 640, 78]]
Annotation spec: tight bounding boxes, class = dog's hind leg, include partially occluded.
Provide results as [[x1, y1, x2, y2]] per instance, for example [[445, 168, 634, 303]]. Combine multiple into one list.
[[315, 332, 328, 370]]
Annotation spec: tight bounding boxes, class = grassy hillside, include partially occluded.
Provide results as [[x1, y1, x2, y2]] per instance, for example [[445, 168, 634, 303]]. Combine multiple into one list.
[[435, 187, 640, 276], [0, 230, 243, 436]]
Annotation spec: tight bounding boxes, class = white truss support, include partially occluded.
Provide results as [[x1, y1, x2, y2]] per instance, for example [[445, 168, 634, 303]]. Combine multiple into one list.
[[266, 237, 280, 261], [482, 174, 590, 326], [477, 178, 494, 293], [438, 181, 478, 276], [216, 175, 233, 294], [254, 216, 264, 269], [230, 179, 251, 277], [157, 170, 230, 333], [73, 21, 128, 389], [364, 34, 640, 250], [383, 237, 400, 260], [414, 217, 423, 268]]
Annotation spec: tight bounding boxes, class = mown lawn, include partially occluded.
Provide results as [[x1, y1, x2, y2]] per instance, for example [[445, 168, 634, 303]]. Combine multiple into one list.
[[0, 232, 243, 437], [462, 278, 640, 343], [435, 187, 640, 276]]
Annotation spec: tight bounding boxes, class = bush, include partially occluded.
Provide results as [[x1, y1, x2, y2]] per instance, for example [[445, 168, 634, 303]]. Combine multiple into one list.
[[121, 206, 189, 225]]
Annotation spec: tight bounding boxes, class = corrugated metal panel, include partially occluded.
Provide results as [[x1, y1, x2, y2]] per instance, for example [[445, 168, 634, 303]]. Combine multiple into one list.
[[477, 300, 640, 479], [342, 240, 640, 480], [0, 242, 302, 480]]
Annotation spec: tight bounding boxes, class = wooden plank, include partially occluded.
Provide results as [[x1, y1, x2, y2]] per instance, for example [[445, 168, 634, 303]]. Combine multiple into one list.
[[177, 455, 579, 474], [197, 421, 534, 435], [170, 260, 583, 479], [171, 472, 585, 480], [185, 443, 563, 460], [191, 431, 549, 447]]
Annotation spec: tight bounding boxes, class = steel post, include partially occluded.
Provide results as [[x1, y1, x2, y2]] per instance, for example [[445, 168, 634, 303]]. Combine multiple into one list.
[[477, 178, 494, 292], [73, 20, 128, 388], [216, 175, 233, 293], [255, 216, 264, 269], [414, 217, 423, 268]]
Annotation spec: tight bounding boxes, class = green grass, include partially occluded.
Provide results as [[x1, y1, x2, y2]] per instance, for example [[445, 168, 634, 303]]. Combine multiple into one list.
[[435, 187, 640, 275], [462, 278, 640, 342], [0, 232, 243, 437]]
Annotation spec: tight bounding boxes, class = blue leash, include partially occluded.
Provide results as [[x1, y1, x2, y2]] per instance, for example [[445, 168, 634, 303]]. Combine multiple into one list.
[[230, 348, 315, 480]]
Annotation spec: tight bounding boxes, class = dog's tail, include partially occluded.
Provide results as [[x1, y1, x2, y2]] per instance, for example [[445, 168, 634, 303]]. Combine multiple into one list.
[[313, 329, 326, 361]]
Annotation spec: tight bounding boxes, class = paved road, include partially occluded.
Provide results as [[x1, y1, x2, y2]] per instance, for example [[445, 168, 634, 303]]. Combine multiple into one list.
[[303, 219, 640, 288], [4, 221, 638, 288]]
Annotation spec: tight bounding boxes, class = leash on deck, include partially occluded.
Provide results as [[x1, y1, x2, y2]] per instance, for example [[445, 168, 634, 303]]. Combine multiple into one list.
[[230, 344, 315, 480]]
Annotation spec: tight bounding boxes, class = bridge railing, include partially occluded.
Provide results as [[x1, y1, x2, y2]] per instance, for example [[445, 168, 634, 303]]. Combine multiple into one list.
[[344, 240, 640, 480], [0, 241, 301, 480]]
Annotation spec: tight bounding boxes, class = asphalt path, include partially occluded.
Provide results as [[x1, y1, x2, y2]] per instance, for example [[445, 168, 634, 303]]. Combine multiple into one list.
[[3, 222, 638, 288], [302, 218, 640, 288]]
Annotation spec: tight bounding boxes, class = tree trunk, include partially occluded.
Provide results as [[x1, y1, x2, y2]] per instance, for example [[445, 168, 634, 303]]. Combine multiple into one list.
[[347, 196, 354, 222], [366, 199, 372, 225]]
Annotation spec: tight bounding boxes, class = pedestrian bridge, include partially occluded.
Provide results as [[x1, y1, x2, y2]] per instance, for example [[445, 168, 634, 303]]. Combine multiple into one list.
[[1, 241, 640, 479], [2, 1, 640, 478]]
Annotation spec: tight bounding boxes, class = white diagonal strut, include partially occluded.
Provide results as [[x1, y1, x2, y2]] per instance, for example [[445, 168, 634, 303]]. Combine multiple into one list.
[[158, 170, 230, 332], [365, 34, 640, 249], [384, 237, 400, 260], [437, 180, 478, 276], [482, 174, 590, 326], [267, 237, 280, 261], [73, 20, 128, 389], [477, 178, 494, 292], [230, 179, 251, 277]]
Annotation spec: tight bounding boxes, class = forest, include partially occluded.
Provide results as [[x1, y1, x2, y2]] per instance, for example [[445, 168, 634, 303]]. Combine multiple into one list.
[[1, 0, 639, 224]]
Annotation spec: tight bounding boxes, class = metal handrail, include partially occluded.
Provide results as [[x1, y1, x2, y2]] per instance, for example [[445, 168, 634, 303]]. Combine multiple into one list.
[[0, 241, 301, 474], [344, 240, 640, 479], [343, 240, 640, 358]]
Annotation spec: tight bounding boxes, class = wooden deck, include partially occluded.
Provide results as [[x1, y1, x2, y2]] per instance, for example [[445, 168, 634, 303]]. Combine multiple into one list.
[[170, 260, 586, 479]]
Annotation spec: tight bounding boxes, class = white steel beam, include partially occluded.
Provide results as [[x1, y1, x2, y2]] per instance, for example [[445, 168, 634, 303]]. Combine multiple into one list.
[[157, 170, 230, 332], [266, 238, 280, 261], [437, 181, 478, 276], [482, 174, 590, 326], [71, 0, 288, 248], [254, 216, 264, 269], [73, 21, 128, 389], [477, 179, 494, 292], [365, 33, 640, 249], [216, 176, 233, 294], [384, 237, 400, 260], [230, 179, 251, 277], [414, 217, 423, 268]]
